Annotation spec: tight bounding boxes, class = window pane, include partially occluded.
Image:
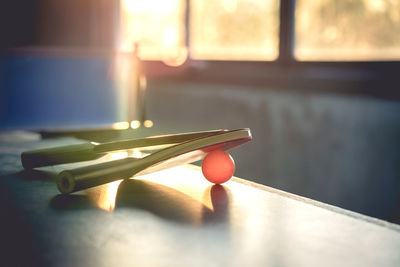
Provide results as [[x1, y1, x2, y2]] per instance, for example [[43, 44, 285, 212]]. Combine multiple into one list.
[[120, 0, 187, 64], [295, 0, 400, 61], [190, 0, 280, 61]]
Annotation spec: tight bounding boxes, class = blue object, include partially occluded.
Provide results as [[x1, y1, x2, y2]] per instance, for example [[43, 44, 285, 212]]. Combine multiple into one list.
[[0, 54, 119, 130]]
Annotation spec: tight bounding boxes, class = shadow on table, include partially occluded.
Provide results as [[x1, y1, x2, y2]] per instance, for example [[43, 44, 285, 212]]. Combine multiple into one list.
[[16, 169, 58, 181], [201, 184, 230, 224], [50, 179, 231, 225], [50, 194, 99, 210]]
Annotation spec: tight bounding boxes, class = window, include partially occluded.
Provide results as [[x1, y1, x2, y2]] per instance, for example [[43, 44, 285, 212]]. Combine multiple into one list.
[[120, 0, 400, 63], [190, 0, 279, 61], [295, 0, 400, 61], [120, 0, 280, 62], [120, 0, 187, 65]]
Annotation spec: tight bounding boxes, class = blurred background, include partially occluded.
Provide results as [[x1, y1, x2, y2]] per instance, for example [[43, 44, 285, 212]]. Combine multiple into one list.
[[1, 0, 400, 224]]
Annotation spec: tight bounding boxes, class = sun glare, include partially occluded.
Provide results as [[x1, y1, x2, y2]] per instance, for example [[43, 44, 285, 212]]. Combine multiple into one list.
[[143, 120, 154, 128], [120, 0, 186, 63], [130, 120, 141, 129], [112, 121, 130, 130], [87, 180, 122, 212]]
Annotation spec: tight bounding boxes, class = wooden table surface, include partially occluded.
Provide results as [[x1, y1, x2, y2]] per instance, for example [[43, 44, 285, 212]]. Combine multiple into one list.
[[0, 132, 399, 267]]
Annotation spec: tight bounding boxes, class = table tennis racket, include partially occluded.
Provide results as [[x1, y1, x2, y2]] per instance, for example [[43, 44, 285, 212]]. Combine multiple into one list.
[[21, 129, 228, 169], [22, 129, 252, 194]]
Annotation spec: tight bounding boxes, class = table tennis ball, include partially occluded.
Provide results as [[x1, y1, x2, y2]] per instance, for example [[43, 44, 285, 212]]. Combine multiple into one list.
[[201, 150, 235, 184]]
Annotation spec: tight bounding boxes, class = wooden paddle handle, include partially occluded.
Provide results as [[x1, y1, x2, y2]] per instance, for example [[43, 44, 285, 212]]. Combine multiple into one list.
[[56, 157, 140, 194], [21, 142, 99, 169]]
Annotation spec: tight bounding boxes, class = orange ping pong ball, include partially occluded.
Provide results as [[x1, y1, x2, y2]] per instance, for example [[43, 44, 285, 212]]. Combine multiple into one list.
[[201, 150, 235, 184]]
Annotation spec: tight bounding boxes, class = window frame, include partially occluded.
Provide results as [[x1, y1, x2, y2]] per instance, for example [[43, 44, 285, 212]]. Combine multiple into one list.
[[144, 0, 400, 98], [4, 0, 398, 98]]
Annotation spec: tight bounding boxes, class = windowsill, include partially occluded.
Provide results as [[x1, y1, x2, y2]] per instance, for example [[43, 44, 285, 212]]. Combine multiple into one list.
[[146, 60, 400, 99], [2, 46, 400, 98]]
